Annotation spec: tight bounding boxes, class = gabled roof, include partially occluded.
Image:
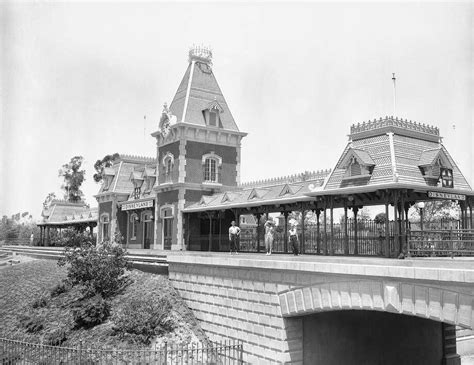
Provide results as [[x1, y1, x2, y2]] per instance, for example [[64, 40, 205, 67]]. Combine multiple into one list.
[[418, 148, 447, 167], [130, 171, 144, 180], [168, 49, 239, 131], [339, 148, 375, 168]]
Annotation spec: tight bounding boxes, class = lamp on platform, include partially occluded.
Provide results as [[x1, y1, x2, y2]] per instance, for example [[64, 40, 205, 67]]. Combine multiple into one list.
[[417, 202, 425, 232]]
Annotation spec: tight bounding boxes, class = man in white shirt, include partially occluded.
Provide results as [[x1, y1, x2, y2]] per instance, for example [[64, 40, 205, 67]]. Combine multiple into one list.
[[228, 220, 241, 255]]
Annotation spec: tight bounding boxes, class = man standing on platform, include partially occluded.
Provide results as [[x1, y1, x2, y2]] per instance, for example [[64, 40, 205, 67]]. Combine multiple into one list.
[[229, 220, 241, 255]]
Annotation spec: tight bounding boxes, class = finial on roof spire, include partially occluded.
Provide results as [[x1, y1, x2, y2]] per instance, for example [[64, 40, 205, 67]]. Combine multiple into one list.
[[189, 45, 213, 66]]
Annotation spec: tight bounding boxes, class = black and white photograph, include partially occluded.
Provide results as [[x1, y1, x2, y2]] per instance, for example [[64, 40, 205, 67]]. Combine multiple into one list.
[[1, 1, 473, 364]]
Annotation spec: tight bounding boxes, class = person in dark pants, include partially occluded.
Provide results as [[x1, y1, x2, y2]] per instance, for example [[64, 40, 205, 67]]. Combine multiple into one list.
[[288, 224, 299, 256], [228, 220, 241, 255]]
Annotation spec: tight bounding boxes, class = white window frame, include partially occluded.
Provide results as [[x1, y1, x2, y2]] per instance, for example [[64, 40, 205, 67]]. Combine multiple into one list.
[[100, 213, 110, 241], [201, 152, 222, 184], [130, 213, 138, 240]]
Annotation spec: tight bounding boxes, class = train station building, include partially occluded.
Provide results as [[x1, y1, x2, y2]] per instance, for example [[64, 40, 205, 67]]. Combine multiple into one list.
[[91, 47, 473, 256], [41, 47, 473, 256]]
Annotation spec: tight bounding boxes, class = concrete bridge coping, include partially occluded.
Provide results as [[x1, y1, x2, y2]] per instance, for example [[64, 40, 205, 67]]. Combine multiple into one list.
[[167, 253, 474, 284]]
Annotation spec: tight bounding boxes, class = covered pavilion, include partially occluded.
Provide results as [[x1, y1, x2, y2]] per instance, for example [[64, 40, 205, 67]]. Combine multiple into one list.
[[182, 117, 474, 257], [37, 200, 97, 246]]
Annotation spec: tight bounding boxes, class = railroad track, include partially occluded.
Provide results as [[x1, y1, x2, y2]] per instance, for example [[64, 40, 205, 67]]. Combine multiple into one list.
[[0, 246, 168, 274]]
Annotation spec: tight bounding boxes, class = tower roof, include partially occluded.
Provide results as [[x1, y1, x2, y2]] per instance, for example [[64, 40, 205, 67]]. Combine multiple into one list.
[[168, 46, 240, 131]]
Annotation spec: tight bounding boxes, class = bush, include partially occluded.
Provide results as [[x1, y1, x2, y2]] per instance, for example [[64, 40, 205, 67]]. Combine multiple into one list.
[[32, 292, 49, 308], [72, 294, 110, 328], [50, 282, 69, 297], [58, 240, 130, 298], [20, 316, 44, 333], [112, 296, 174, 345], [44, 328, 68, 346], [51, 229, 94, 248]]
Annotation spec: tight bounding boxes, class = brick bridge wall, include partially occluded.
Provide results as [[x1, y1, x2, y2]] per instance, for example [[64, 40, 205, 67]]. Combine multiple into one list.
[[168, 254, 474, 364]]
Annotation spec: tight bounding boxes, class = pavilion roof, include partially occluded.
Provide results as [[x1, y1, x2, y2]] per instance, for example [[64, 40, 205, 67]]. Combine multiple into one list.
[[39, 201, 97, 226], [323, 117, 472, 192]]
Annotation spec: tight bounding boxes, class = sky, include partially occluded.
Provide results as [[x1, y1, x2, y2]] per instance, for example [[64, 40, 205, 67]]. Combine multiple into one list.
[[1, 1, 473, 220]]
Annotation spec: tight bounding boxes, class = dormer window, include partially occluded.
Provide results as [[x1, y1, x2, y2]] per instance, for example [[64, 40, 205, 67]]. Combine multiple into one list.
[[130, 170, 144, 199], [134, 187, 141, 200], [102, 167, 116, 191], [339, 149, 375, 187], [202, 100, 224, 128], [202, 152, 222, 184], [418, 149, 453, 187]]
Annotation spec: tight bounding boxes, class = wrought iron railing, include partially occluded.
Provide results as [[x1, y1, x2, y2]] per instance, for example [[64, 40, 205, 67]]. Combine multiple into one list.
[[408, 229, 474, 257], [0, 338, 243, 364]]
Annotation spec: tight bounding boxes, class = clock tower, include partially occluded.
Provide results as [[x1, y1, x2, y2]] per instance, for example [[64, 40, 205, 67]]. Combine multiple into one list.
[[151, 46, 247, 250]]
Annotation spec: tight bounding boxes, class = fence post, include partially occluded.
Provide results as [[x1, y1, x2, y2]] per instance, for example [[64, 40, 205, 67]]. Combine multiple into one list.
[[164, 342, 167, 365], [78, 341, 82, 364], [450, 229, 454, 257]]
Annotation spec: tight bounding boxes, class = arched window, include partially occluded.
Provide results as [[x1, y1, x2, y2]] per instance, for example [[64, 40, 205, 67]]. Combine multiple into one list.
[[162, 152, 175, 183], [202, 152, 222, 184], [100, 213, 110, 241], [349, 157, 362, 176]]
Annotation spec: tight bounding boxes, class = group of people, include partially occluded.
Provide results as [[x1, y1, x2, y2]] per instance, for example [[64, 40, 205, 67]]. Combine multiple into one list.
[[228, 218, 299, 256]]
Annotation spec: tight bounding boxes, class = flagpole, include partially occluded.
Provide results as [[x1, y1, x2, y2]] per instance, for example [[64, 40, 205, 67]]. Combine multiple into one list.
[[392, 73, 396, 116]]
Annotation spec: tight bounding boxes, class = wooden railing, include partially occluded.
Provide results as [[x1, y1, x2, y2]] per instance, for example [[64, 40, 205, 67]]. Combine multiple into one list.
[[0, 338, 243, 364], [408, 229, 474, 257]]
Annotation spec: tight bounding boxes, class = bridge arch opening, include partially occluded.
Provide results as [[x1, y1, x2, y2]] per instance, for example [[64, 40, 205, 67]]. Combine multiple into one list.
[[300, 310, 456, 365]]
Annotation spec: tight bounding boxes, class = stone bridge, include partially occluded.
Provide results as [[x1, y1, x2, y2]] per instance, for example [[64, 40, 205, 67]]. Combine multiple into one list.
[[168, 254, 474, 364]]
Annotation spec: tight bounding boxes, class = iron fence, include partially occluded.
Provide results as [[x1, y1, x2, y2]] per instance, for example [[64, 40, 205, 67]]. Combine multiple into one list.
[[408, 229, 474, 257], [239, 219, 400, 256], [0, 338, 243, 364]]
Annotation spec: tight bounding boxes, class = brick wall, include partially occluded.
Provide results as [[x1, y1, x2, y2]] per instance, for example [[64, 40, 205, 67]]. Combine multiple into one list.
[[168, 256, 474, 364], [169, 261, 302, 364]]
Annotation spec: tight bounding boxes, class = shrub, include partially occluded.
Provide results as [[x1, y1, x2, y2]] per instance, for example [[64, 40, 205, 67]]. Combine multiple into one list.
[[58, 240, 130, 298], [32, 292, 49, 308], [52, 229, 94, 248], [72, 294, 110, 328], [44, 328, 68, 346], [50, 282, 69, 297], [112, 296, 174, 345], [20, 316, 44, 333]]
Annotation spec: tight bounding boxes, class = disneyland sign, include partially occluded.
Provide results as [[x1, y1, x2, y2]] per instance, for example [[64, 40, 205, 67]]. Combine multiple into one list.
[[121, 199, 154, 211], [428, 191, 466, 201]]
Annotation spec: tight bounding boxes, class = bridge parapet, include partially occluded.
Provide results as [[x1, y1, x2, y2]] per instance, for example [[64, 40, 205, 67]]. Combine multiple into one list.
[[168, 253, 474, 364]]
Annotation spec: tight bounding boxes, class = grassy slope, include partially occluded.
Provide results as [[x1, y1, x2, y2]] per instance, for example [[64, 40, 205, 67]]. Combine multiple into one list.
[[0, 258, 207, 348]]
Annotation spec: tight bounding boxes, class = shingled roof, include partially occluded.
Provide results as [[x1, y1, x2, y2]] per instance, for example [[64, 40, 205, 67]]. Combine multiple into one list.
[[168, 47, 239, 131], [96, 154, 157, 196], [323, 117, 472, 192], [183, 170, 331, 212], [40, 200, 97, 226]]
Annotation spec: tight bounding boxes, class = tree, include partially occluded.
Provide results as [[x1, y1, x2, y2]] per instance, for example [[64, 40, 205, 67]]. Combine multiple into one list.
[[93, 153, 119, 183], [43, 192, 56, 210], [410, 200, 460, 224], [58, 156, 85, 202], [374, 212, 387, 225]]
